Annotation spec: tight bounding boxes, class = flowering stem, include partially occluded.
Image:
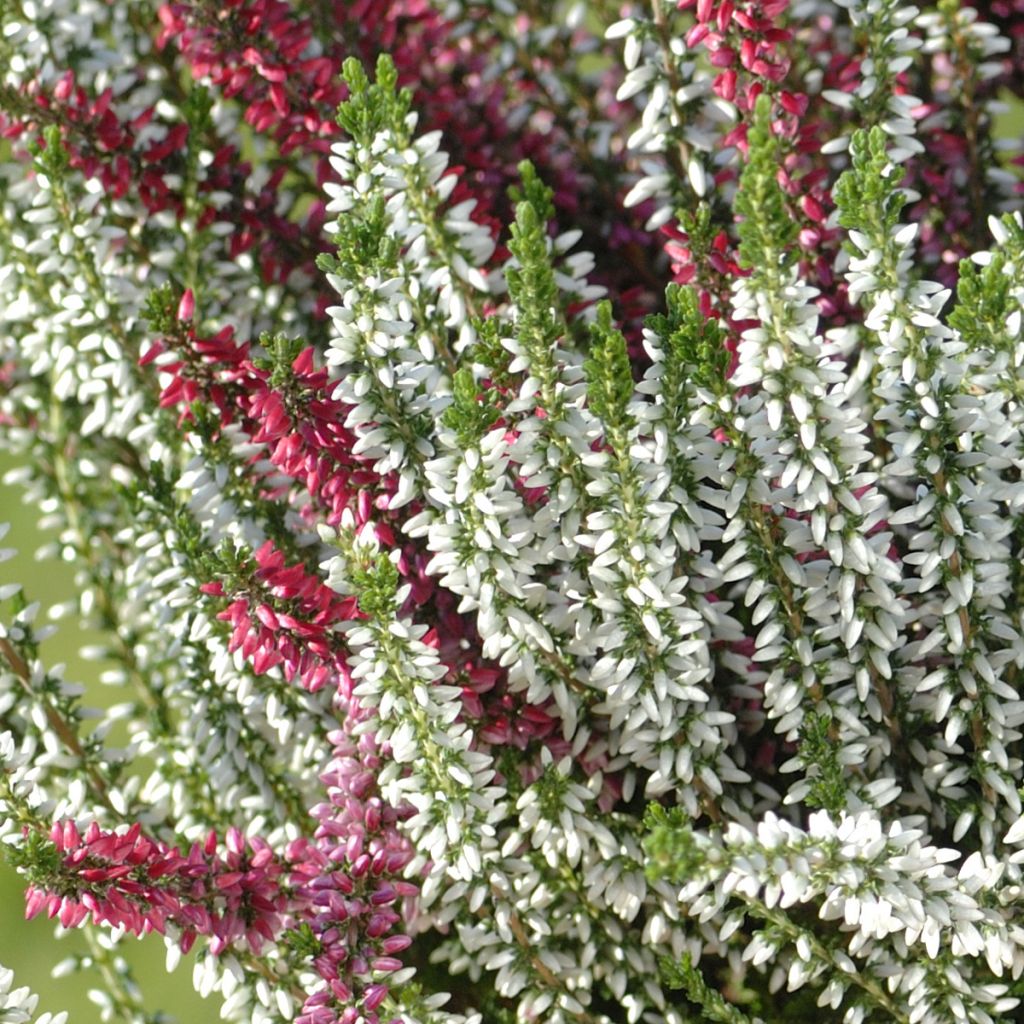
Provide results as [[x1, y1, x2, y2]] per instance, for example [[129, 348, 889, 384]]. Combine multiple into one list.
[[650, 0, 692, 178], [0, 635, 119, 819], [752, 902, 910, 1024]]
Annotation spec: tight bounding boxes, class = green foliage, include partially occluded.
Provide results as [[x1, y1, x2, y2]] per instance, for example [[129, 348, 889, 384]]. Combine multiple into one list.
[[735, 94, 796, 271], [181, 83, 213, 139], [316, 193, 400, 279], [673, 201, 716, 268], [471, 990, 521, 1024], [141, 284, 179, 336], [648, 284, 730, 392], [347, 545, 400, 621], [834, 126, 906, 235], [336, 54, 412, 145], [798, 712, 847, 814], [508, 159, 556, 224], [252, 333, 308, 390], [584, 301, 634, 434], [659, 954, 755, 1024], [6, 826, 62, 885], [951, 253, 1013, 348], [29, 124, 69, 180], [643, 803, 708, 885], [471, 315, 512, 387], [949, 214, 1024, 354], [442, 367, 501, 448], [280, 921, 323, 961], [507, 162, 561, 353]]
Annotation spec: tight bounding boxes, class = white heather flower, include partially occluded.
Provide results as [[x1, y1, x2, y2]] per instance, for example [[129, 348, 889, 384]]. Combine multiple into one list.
[[0, 964, 68, 1024]]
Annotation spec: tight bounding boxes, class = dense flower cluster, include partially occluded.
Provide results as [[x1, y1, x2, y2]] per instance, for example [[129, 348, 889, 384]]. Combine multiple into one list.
[[25, 821, 290, 955], [1, 2, 1024, 1024]]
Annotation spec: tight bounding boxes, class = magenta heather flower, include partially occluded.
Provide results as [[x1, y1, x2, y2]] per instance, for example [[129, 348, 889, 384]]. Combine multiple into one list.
[[286, 723, 416, 1024], [152, 0, 648, 321], [26, 821, 291, 956], [201, 541, 358, 694]]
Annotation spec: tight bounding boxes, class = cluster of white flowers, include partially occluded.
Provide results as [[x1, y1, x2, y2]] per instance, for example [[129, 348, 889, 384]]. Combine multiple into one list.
[[822, 0, 925, 159], [666, 808, 1024, 1024], [843, 155, 1024, 842], [0, 964, 67, 1024], [3, 0, 1024, 1021], [611, 4, 725, 232], [323, 86, 490, 504], [323, 519, 507, 905], [309, 14, 1024, 1022]]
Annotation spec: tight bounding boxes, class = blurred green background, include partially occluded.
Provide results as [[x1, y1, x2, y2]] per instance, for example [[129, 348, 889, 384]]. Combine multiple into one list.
[[0, 451, 212, 1021], [0, 84, 1022, 1024]]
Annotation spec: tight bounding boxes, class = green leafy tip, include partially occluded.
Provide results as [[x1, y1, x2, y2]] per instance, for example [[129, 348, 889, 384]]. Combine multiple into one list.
[[336, 54, 412, 144], [30, 124, 69, 179], [508, 159, 555, 223], [584, 301, 634, 432], [441, 366, 502, 447], [834, 126, 904, 234], [660, 954, 756, 1024], [735, 93, 796, 271], [347, 544, 400, 621], [647, 284, 729, 391], [798, 711, 847, 814], [642, 802, 708, 884]]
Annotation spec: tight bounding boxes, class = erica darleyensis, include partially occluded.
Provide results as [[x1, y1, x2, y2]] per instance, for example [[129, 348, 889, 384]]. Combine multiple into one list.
[[2, 2, 1024, 1024]]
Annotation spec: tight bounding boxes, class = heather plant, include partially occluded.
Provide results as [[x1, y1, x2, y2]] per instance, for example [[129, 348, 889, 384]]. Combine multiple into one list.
[[1, 2, 1024, 1024]]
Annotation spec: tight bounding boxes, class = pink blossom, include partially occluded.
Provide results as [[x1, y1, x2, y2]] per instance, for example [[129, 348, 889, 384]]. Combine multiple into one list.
[[27, 821, 293, 956]]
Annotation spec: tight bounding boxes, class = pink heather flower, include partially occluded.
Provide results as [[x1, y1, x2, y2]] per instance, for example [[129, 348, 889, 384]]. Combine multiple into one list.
[[287, 723, 416, 1024], [27, 821, 293, 956], [176, 288, 195, 323], [243, 347, 378, 530], [214, 540, 359, 694], [155, 1, 657, 321], [3, 79, 172, 206], [679, 0, 792, 102], [141, 318, 386, 525]]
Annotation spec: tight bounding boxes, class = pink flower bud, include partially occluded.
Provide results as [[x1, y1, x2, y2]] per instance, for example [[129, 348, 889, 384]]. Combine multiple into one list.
[[363, 984, 388, 1012], [53, 71, 75, 101], [366, 913, 391, 938], [225, 826, 244, 856], [176, 288, 195, 323], [24, 887, 46, 920], [381, 934, 412, 955]]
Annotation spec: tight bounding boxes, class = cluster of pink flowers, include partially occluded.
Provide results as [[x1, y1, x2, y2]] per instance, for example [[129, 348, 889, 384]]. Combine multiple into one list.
[[146, 0, 656, 322], [26, 821, 289, 956], [288, 725, 416, 1024], [28, 804, 414, 1022]]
